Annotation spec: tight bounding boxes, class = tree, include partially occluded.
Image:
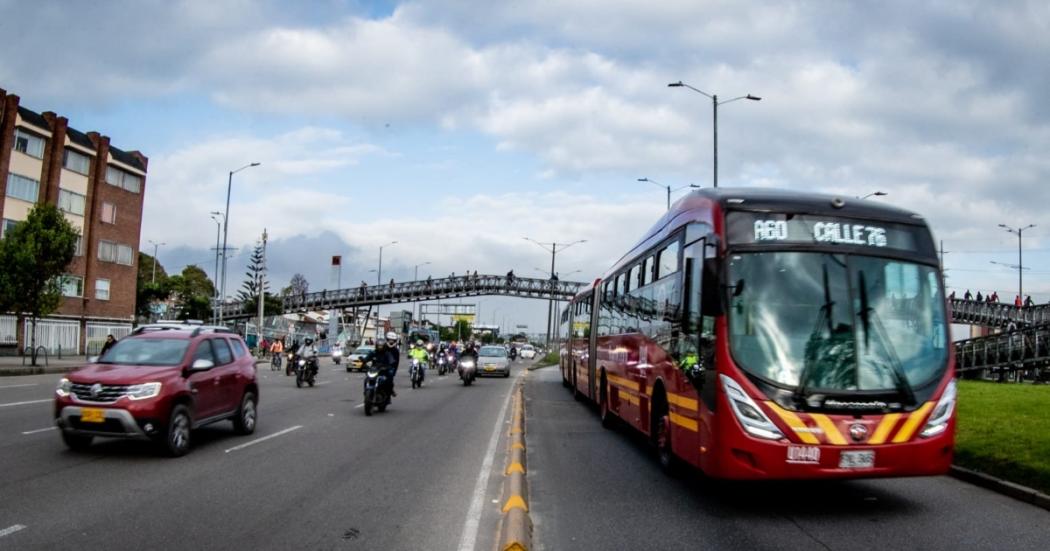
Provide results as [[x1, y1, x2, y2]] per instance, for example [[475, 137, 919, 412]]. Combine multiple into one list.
[[238, 243, 268, 303], [168, 265, 215, 321], [440, 319, 472, 342], [136, 252, 171, 320], [0, 204, 78, 365], [242, 291, 283, 318], [282, 273, 309, 297]]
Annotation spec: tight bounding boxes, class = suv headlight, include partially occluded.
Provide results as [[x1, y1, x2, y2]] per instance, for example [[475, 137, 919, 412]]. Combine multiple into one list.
[[920, 380, 956, 438], [56, 378, 72, 397], [720, 374, 784, 441], [127, 382, 162, 401]]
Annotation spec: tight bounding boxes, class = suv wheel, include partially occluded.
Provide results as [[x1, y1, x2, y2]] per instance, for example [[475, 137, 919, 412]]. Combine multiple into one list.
[[62, 432, 93, 451], [233, 391, 257, 435], [163, 405, 192, 457]]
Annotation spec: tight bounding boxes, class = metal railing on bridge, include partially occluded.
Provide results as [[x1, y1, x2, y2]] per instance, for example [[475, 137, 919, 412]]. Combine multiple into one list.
[[955, 322, 1050, 378], [949, 299, 1050, 328], [221, 274, 587, 320]]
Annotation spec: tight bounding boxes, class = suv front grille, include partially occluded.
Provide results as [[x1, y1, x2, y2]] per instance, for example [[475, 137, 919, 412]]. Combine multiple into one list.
[[71, 383, 130, 403]]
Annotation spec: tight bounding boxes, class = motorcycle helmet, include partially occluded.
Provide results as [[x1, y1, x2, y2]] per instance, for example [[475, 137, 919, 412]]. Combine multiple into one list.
[[304, 338, 314, 345], [385, 331, 398, 341], [416, 339, 424, 346]]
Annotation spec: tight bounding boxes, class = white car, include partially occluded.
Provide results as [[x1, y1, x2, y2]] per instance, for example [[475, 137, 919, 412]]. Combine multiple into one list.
[[519, 345, 537, 359]]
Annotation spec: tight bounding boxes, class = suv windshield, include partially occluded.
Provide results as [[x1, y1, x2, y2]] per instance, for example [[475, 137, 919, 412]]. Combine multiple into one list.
[[727, 252, 947, 394], [98, 338, 191, 366], [353, 347, 373, 355]]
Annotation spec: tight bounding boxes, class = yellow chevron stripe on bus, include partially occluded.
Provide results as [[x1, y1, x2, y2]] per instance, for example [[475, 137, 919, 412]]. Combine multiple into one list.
[[867, 413, 902, 445], [669, 412, 698, 432], [892, 402, 935, 443], [809, 414, 847, 445], [607, 374, 640, 392], [765, 402, 820, 445], [666, 392, 699, 412]]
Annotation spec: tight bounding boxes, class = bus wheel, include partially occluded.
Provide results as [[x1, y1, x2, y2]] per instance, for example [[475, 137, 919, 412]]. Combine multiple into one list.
[[599, 373, 615, 429], [651, 393, 681, 477]]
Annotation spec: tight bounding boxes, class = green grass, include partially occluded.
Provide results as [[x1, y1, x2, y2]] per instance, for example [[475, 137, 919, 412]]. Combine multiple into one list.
[[536, 351, 559, 367], [954, 380, 1050, 495]]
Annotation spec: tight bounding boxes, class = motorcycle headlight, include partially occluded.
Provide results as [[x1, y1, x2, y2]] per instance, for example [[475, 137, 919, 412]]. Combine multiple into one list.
[[920, 380, 957, 438], [460, 360, 475, 368], [298, 359, 306, 366], [127, 382, 162, 401], [333, 350, 342, 357], [56, 377, 72, 397]]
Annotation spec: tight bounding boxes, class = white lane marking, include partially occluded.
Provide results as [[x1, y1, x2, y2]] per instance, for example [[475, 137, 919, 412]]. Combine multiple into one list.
[[0, 399, 51, 408], [0, 524, 26, 538], [456, 374, 516, 551], [224, 425, 303, 453], [21, 426, 57, 435], [0, 383, 38, 390], [315, 381, 331, 386], [354, 403, 364, 409]]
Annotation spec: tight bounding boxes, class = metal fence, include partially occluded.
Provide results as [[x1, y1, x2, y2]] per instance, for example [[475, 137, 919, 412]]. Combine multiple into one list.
[[949, 299, 1050, 328]]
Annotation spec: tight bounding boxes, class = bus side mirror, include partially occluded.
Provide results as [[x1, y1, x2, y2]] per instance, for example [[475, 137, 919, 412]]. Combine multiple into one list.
[[732, 279, 745, 297]]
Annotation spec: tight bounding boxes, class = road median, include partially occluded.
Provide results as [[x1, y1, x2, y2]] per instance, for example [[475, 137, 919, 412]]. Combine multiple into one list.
[[497, 378, 533, 551]]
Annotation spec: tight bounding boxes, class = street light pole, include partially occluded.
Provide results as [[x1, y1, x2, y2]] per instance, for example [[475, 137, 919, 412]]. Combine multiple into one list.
[[149, 240, 165, 284], [668, 81, 760, 188], [999, 223, 1036, 299], [524, 237, 586, 347], [413, 260, 431, 324], [637, 178, 700, 210], [377, 241, 398, 286], [219, 162, 260, 324], [859, 191, 888, 200], [209, 212, 223, 323]]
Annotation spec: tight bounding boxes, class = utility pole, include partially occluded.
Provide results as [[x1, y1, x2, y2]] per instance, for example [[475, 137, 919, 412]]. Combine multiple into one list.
[[998, 223, 1035, 300], [257, 229, 267, 346], [149, 240, 165, 284], [523, 237, 586, 347]]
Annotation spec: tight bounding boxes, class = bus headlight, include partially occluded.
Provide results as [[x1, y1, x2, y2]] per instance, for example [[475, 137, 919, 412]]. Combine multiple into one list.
[[920, 380, 956, 438], [720, 374, 784, 441]]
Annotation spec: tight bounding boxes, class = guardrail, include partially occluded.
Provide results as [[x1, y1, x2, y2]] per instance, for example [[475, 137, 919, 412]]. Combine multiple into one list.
[[955, 322, 1050, 377], [220, 274, 587, 320], [949, 299, 1050, 328]]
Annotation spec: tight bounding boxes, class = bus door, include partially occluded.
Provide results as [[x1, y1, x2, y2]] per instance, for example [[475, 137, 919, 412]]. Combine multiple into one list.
[[679, 237, 719, 453], [588, 288, 600, 401]]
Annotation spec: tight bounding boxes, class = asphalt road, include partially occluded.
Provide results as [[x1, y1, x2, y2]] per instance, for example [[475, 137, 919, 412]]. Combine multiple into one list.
[[524, 365, 1050, 551], [0, 357, 523, 550]]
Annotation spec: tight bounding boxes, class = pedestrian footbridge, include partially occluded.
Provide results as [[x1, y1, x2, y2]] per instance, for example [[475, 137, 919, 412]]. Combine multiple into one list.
[[949, 299, 1050, 378], [220, 274, 587, 321]]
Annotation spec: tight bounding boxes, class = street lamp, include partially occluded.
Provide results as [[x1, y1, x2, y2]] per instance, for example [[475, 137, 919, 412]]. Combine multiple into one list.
[[859, 191, 888, 200], [668, 81, 760, 188], [413, 261, 431, 322], [377, 241, 398, 286], [209, 212, 224, 323], [523, 236, 586, 346], [219, 162, 260, 324], [997, 223, 1036, 300], [148, 239, 166, 284], [637, 178, 700, 210]]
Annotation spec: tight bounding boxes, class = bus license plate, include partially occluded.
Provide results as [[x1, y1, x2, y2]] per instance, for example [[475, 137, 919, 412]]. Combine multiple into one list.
[[80, 408, 105, 423], [839, 450, 875, 469]]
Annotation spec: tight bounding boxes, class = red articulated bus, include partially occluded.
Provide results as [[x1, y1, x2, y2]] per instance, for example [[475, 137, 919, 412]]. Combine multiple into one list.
[[560, 188, 956, 479]]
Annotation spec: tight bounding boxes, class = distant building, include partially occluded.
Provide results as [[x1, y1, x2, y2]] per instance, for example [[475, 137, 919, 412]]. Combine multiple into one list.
[[0, 88, 147, 355]]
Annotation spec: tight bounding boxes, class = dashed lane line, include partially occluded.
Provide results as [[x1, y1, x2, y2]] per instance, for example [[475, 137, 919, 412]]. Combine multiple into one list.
[[224, 425, 303, 453], [0, 383, 38, 390], [21, 426, 57, 435], [0, 524, 26, 538], [0, 399, 51, 408]]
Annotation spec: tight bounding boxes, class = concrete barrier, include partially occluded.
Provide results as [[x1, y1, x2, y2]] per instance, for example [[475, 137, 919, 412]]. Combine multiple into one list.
[[497, 380, 533, 551]]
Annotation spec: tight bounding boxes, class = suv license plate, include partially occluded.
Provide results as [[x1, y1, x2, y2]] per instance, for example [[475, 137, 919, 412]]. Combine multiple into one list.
[[839, 450, 875, 469], [80, 408, 105, 423]]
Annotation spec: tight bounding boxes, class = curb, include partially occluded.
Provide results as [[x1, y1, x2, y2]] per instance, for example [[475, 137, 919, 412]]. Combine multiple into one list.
[[950, 465, 1050, 512], [497, 379, 533, 551]]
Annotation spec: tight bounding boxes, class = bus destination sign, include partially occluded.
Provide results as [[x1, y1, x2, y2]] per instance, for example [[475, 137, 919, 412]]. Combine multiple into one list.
[[727, 212, 935, 255]]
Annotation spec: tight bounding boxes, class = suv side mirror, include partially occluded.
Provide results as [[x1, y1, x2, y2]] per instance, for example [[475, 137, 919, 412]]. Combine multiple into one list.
[[189, 359, 214, 371]]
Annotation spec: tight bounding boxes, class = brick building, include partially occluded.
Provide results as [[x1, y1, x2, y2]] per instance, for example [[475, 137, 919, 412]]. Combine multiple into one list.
[[0, 88, 146, 355]]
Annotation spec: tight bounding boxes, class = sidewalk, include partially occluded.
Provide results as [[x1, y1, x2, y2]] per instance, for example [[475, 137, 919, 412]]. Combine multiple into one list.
[[0, 355, 87, 376]]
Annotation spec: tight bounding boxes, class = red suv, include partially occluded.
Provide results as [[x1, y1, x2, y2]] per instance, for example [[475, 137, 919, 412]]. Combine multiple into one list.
[[54, 323, 259, 456]]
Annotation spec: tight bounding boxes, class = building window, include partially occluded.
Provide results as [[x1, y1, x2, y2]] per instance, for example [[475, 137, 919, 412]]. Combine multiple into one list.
[[98, 240, 116, 262], [61, 275, 84, 298], [13, 128, 45, 158], [58, 189, 86, 216], [74, 235, 83, 256], [62, 148, 91, 175], [6, 173, 40, 203], [1, 219, 19, 238], [101, 202, 116, 224], [116, 244, 133, 266], [105, 165, 142, 194], [95, 279, 110, 301]]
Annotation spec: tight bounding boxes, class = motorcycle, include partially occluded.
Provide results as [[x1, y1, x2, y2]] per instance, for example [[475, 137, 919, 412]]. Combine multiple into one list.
[[509, 348, 518, 362], [363, 361, 391, 416], [437, 354, 448, 375], [410, 358, 426, 389], [285, 352, 297, 376], [295, 356, 318, 388], [458, 355, 477, 386], [331, 347, 343, 365]]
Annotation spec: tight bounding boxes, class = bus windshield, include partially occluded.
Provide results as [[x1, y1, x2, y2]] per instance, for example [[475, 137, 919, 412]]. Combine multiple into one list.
[[727, 251, 947, 396]]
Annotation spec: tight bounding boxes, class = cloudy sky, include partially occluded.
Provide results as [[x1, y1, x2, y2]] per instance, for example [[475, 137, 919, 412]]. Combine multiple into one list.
[[3, 0, 1048, 332]]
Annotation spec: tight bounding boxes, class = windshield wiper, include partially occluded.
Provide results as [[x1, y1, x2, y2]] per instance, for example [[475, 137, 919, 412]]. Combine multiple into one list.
[[857, 271, 916, 406], [794, 264, 835, 407]]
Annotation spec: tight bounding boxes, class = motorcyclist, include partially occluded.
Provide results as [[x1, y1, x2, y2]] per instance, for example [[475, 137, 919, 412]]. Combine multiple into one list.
[[509, 346, 518, 361], [364, 331, 401, 397], [409, 340, 429, 382], [299, 337, 319, 373]]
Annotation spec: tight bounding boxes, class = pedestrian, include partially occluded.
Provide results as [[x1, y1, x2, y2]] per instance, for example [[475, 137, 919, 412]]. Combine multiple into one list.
[[990, 291, 999, 303], [260, 337, 269, 358], [1025, 295, 1034, 308], [949, 290, 956, 301], [389, 278, 395, 291], [964, 289, 973, 301], [99, 334, 117, 357], [976, 291, 983, 302], [1015, 295, 1023, 308]]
